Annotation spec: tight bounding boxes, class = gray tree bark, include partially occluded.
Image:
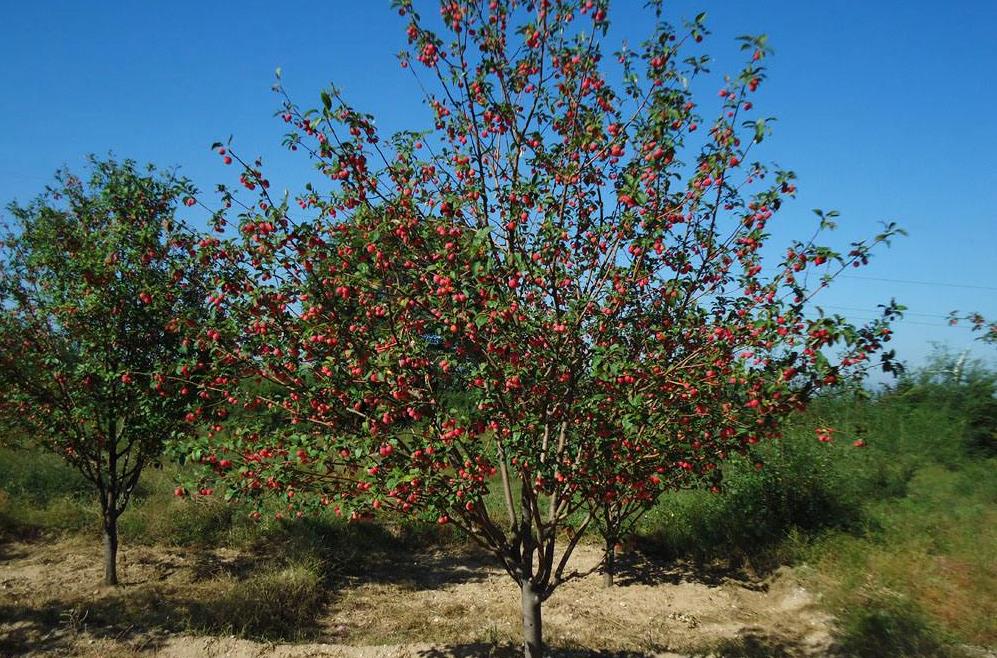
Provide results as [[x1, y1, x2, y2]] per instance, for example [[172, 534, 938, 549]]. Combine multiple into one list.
[[521, 581, 543, 658]]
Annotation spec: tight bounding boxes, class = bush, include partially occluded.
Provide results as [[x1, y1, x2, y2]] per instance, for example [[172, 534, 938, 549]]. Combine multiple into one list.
[[964, 397, 997, 457], [639, 423, 865, 570], [888, 350, 997, 459], [837, 593, 952, 658]]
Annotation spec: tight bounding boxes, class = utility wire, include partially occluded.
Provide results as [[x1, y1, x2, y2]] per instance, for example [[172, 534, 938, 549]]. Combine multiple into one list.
[[821, 304, 952, 319], [803, 302, 967, 328], [840, 274, 997, 292], [830, 313, 972, 329]]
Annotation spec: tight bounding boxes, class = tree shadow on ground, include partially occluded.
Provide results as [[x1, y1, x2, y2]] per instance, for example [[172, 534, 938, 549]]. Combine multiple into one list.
[[704, 631, 807, 657], [0, 578, 325, 657], [274, 518, 495, 591], [416, 632, 828, 658], [609, 549, 768, 592], [0, 600, 180, 657], [0, 529, 804, 658], [0, 604, 69, 657], [0, 521, 44, 562], [0, 539, 329, 656], [0, 537, 32, 563], [0, 525, 493, 657], [416, 644, 670, 658], [347, 543, 497, 590]]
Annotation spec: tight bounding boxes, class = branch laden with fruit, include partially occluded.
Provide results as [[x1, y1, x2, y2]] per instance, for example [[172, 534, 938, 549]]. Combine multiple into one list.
[[947, 311, 997, 345]]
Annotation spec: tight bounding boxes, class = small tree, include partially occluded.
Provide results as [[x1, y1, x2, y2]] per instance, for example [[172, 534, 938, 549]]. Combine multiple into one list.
[[0, 157, 207, 585], [182, 2, 901, 654]]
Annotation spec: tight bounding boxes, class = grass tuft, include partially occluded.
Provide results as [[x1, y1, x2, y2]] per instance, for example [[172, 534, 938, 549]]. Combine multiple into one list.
[[192, 557, 326, 640]]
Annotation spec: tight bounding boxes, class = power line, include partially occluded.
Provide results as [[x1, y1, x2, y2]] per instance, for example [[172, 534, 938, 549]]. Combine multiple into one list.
[[821, 304, 951, 319], [803, 303, 968, 328], [840, 274, 997, 292], [828, 312, 980, 329], [850, 317, 966, 329]]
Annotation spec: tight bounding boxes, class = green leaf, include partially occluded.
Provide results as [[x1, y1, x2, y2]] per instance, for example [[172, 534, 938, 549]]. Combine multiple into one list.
[[472, 226, 492, 247]]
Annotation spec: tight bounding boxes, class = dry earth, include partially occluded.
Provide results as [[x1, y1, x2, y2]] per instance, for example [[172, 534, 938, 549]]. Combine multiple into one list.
[[0, 536, 835, 657]]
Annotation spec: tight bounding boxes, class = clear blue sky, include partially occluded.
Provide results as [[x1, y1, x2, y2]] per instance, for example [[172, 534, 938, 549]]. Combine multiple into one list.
[[2, 1, 995, 378]]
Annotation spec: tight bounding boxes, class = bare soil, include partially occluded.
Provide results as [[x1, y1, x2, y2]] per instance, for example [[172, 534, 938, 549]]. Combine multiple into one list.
[[0, 536, 835, 657]]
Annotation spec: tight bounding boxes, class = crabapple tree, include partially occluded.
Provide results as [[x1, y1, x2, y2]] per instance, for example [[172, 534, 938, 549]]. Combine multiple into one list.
[[181, 1, 901, 654], [0, 158, 210, 586]]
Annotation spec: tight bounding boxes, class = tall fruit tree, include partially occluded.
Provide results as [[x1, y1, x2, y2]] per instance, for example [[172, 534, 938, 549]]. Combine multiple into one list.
[[184, 1, 902, 655], [0, 158, 208, 586]]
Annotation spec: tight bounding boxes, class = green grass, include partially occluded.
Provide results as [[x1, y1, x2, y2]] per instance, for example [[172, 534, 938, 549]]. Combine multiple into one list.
[[798, 389, 996, 651], [0, 447, 98, 536], [804, 458, 996, 652], [830, 589, 957, 658]]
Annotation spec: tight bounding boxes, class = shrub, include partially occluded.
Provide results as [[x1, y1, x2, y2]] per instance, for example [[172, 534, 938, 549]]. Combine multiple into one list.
[[888, 350, 997, 459], [639, 425, 864, 570], [837, 593, 952, 658]]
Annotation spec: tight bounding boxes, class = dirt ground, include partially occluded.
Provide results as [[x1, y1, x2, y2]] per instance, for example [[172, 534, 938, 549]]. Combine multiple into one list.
[[0, 536, 836, 657]]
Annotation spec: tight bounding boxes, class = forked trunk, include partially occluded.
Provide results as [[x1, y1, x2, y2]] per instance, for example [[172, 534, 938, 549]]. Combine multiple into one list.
[[521, 581, 543, 658], [103, 514, 119, 586]]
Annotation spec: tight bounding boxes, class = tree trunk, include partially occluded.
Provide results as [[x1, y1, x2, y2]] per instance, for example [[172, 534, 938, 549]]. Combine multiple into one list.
[[103, 514, 119, 586], [521, 581, 543, 658], [603, 535, 616, 587]]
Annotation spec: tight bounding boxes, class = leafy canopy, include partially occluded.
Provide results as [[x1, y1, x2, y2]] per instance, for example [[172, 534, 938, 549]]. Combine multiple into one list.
[[0, 157, 207, 515], [181, 0, 902, 598]]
